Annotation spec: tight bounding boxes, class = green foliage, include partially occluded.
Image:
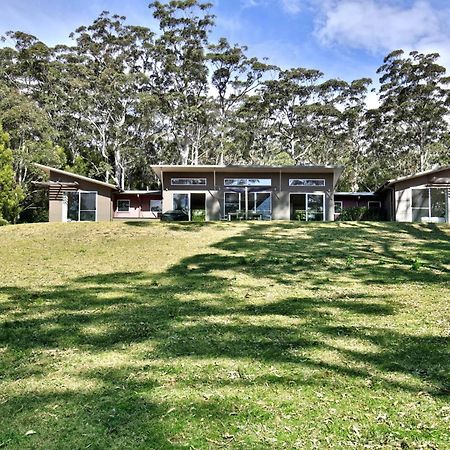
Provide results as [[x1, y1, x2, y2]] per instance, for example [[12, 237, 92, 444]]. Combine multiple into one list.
[[1, 9, 449, 209], [410, 258, 422, 271], [0, 124, 24, 222], [0, 222, 449, 448], [295, 209, 307, 221], [191, 209, 205, 222], [338, 207, 385, 221]]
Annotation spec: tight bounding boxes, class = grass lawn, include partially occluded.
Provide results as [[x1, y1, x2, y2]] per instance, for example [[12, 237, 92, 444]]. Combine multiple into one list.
[[0, 221, 449, 449]]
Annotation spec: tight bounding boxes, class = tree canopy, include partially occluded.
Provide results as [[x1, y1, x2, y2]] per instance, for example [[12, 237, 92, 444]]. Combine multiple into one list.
[[0, 1, 449, 221]]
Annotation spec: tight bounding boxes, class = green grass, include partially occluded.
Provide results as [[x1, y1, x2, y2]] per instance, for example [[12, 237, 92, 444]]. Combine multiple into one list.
[[0, 221, 449, 449]]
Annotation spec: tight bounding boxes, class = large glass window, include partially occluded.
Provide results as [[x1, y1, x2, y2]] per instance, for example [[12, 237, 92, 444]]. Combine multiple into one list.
[[224, 192, 242, 215], [150, 200, 162, 213], [173, 193, 189, 210], [334, 201, 343, 214], [254, 192, 271, 217], [411, 188, 447, 222], [290, 193, 325, 221], [307, 194, 324, 221], [224, 178, 271, 186], [289, 179, 325, 187], [431, 189, 446, 218], [171, 178, 207, 186], [67, 192, 80, 221], [65, 191, 97, 222], [117, 200, 130, 212]]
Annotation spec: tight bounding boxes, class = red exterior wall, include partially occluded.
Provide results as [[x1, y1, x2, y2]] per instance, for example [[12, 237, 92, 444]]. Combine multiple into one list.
[[113, 193, 162, 219]]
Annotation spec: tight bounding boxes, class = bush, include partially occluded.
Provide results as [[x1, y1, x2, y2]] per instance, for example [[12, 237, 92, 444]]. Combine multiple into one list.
[[191, 209, 205, 222], [0, 218, 9, 226], [337, 207, 385, 221], [295, 209, 307, 221]]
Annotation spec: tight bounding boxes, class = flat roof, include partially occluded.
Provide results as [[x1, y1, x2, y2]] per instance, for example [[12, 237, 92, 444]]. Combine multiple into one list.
[[35, 163, 118, 190], [150, 164, 344, 186]]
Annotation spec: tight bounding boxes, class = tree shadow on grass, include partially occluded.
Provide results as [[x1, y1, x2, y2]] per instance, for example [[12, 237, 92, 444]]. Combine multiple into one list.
[[0, 222, 449, 448]]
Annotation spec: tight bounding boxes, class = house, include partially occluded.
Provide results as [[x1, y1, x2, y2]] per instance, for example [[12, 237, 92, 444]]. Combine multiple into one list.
[[34, 164, 162, 222], [35, 163, 450, 223], [151, 164, 343, 221], [36, 163, 343, 222], [377, 165, 450, 223], [334, 192, 383, 219]]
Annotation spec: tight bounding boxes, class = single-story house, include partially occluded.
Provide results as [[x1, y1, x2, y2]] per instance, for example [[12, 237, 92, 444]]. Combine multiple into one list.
[[377, 165, 450, 223], [150, 164, 343, 221], [34, 163, 450, 223], [35, 163, 343, 222], [34, 164, 162, 222], [333, 192, 382, 219]]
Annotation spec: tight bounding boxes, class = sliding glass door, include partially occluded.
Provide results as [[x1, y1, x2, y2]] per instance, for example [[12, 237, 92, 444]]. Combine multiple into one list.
[[411, 188, 447, 222], [64, 191, 97, 222], [224, 191, 272, 218], [290, 193, 325, 221]]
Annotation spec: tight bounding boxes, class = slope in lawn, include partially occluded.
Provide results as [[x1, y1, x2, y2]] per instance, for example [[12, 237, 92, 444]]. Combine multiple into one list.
[[0, 221, 449, 449]]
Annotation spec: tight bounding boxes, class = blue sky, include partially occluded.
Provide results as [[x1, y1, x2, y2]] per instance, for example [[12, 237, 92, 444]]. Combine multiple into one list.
[[2, 0, 450, 106]]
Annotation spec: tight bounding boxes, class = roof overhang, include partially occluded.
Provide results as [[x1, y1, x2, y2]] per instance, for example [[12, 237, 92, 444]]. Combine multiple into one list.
[[34, 163, 118, 190], [118, 190, 162, 195], [150, 164, 344, 188], [335, 192, 377, 196], [378, 165, 450, 191]]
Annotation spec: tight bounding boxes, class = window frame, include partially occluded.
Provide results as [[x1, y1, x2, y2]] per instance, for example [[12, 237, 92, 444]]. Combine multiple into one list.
[[289, 179, 326, 187], [224, 191, 243, 216], [171, 177, 207, 186], [368, 201, 381, 210], [64, 190, 98, 222], [289, 192, 326, 222], [224, 178, 272, 187], [117, 199, 130, 212], [410, 187, 447, 222], [334, 200, 343, 214]]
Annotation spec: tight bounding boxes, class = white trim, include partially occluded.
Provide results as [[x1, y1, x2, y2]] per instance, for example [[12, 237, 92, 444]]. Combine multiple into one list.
[[289, 178, 326, 187], [171, 191, 208, 221], [289, 192, 326, 221], [63, 190, 98, 222], [410, 187, 448, 222], [117, 199, 130, 212], [224, 191, 242, 216], [171, 177, 207, 186], [334, 200, 343, 214]]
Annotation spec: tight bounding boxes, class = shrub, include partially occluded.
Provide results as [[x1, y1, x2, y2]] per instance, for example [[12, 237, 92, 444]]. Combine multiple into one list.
[[338, 207, 385, 221], [191, 209, 205, 222], [0, 217, 9, 226], [295, 209, 307, 221]]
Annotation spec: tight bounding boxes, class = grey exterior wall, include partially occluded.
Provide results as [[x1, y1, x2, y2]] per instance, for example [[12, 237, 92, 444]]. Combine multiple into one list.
[[161, 170, 336, 221], [48, 171, 115, 222], [391, 168, 450, 223]]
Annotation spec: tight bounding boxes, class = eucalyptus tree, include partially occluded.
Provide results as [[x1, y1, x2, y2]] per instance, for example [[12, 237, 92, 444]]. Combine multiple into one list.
[[207, 37, 276, 164], [262, 68, 324, 164], [373, 50, 450, 177], [336, 78, 372, 191], [51, 12, 157, 189], [149, 0, 214, 165], [0, 123, 24, 223]]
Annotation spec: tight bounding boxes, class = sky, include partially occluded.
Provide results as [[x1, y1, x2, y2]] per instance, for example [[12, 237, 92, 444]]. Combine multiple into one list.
[[1, 0, 450, 108]]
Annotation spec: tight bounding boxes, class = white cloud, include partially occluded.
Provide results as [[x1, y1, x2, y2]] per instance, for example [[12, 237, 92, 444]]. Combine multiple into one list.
[[280, 0, 302, 14], [315, 0, 450, 69]]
